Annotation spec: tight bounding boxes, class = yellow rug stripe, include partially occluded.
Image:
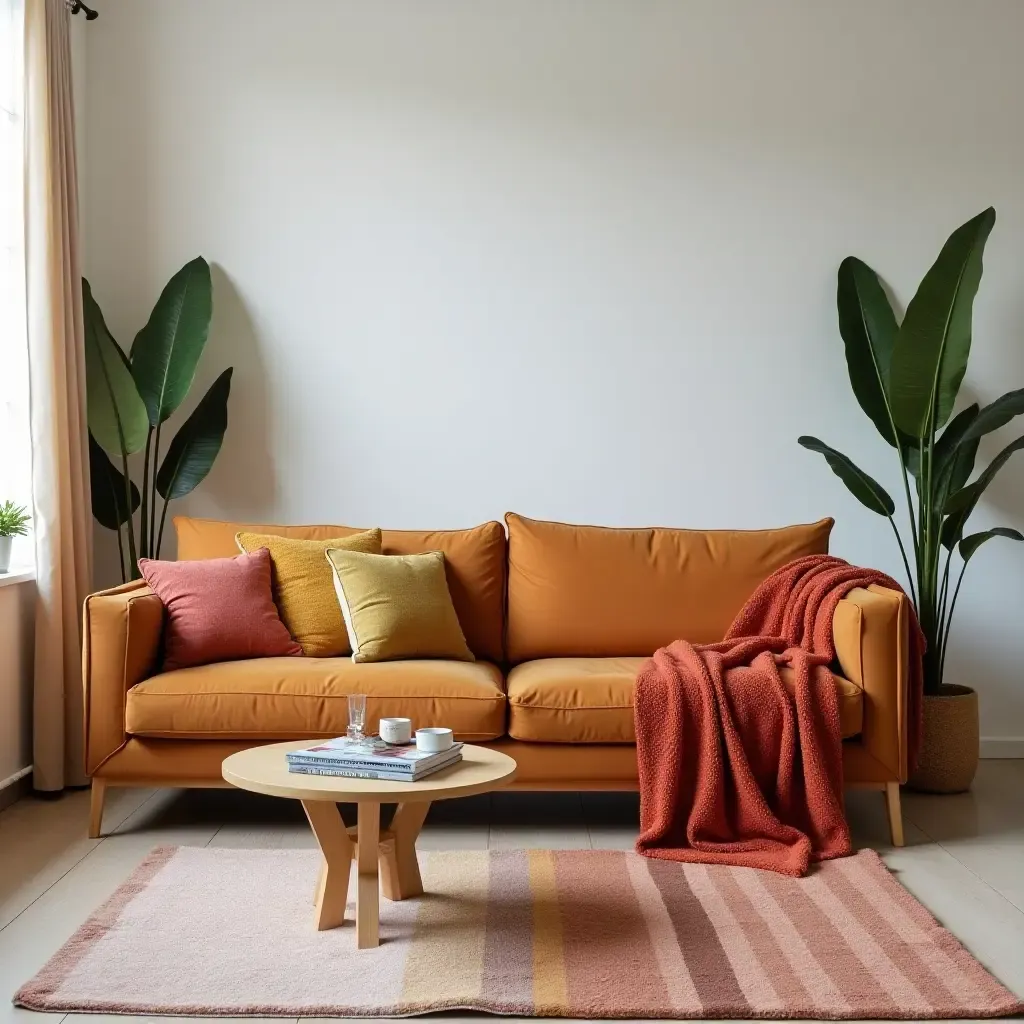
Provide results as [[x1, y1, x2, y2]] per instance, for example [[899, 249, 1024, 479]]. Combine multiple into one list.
[[529, 849, 568, 1012]]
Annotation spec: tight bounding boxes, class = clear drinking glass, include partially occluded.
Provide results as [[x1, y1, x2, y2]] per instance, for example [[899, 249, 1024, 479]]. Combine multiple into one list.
[[346, 694, 367, 745]]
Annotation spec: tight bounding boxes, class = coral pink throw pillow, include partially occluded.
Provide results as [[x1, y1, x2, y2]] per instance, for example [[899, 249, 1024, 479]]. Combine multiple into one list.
[[139, 548, 302, 671]]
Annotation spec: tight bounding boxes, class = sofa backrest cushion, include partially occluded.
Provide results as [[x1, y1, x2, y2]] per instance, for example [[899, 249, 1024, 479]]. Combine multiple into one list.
[[174, 517, 507, 661], [504, 513, 833, 661]]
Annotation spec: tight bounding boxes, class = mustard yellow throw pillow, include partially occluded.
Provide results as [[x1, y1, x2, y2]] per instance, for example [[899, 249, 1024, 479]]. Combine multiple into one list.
[[326, 548, 474, 663], [236, 528, 382, 656]]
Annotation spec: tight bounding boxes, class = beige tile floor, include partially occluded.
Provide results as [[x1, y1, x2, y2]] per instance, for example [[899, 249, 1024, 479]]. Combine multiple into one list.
[[1, 761, 1022, 1024]]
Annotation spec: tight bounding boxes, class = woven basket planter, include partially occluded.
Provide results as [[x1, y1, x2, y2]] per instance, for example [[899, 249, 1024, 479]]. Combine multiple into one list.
[[908, 684, 979, 793]]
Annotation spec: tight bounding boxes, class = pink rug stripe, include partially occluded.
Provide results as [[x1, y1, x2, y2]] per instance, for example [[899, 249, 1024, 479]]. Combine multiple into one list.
[[709, 865, 815, 1011], [624, 851, 701, 1011], [735, 862, 851, 1014], [834, 852, 1011, 1007], [827, 857, 967, 1007], [557, 849, 671, 1017], [480, 850, 533, 1013], [646, 855, 749, 1010], [760, 858, 899, 1013], [803, 866, 934, 1012], [14, 846, 1022, 1019], [685, 863, 785, 1014]]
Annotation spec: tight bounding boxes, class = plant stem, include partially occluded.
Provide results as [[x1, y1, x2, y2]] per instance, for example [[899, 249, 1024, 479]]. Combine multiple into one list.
[[918, 391, 947, 695], [156, 496, 171, 558], [922, 436, 933, 593], [150, 422, 162, 559], [936, 544, 954, 670], [115, 521, 127, 584], [894, 448, 920, 606], [140, 430, 152, 558], [120, 449, 139, 578], [880, 397, 921, 591], [939, 558, 969, 685], [887, 516, 917, 607], [916, 440, 929, 621]]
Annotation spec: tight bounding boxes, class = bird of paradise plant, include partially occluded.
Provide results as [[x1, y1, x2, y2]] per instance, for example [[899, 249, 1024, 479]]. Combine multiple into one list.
[[799, 208, 1023, 696], [84, 258, 233, 581]]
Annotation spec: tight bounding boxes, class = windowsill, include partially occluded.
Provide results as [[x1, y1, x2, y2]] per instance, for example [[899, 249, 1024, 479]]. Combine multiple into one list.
[[0, 567, 35, 589]]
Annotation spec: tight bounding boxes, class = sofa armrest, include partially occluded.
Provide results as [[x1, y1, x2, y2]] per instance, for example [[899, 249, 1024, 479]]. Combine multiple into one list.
[[82, 580, 164, 776], [833, 585, 909, 782]]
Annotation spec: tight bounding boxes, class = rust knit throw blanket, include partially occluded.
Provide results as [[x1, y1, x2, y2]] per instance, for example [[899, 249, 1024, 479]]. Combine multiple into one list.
[[634, 555, 924, 877]]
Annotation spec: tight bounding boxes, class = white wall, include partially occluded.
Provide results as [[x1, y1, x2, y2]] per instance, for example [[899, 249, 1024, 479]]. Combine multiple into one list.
[[82, 0, 1024, 751]]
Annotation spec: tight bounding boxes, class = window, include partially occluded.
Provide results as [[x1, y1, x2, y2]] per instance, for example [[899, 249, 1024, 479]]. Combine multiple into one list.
[[0, 0, 30, 569]]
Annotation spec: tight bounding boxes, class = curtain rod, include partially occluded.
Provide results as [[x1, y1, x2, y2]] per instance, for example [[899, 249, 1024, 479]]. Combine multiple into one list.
[[65, 0, 99, 20]]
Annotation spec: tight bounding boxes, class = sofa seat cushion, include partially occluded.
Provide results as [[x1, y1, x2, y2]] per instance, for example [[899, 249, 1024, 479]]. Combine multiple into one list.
[[125, 658, 506, 742], [506, 658, 863, 743]]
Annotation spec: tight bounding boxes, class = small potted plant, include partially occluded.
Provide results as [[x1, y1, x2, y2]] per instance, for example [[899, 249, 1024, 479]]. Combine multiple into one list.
[[0, 500, 31, 573]]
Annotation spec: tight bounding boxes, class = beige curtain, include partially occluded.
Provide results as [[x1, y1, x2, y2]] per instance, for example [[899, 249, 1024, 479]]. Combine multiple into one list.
[[25, 0, 92, 792]]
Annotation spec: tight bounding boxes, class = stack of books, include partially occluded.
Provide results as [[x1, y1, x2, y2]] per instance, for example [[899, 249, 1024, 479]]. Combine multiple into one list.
[[287, 737, 464, 782]]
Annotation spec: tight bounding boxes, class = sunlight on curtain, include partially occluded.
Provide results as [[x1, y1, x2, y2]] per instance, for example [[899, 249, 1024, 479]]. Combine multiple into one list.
[[0, 0, 31, 570]]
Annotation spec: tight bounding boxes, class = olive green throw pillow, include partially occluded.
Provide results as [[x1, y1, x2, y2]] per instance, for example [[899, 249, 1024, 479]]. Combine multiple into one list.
[[326, 548, 474, 663]]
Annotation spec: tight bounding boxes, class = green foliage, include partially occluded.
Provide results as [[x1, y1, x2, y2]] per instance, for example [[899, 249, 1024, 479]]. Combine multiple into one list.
[[959, 527, 1024, 564], [0, 501, 31, 538], [800, 208, 1024, 695], [797, 437, 895, 516], [88, 435, 139, 531], [154, 367, 233, 552], [836, 257, 900, 446], [83, 281, 150, 457], [130, 257, 213, 427], [888, 208, 995, 437], [83, 258, 234, 581]]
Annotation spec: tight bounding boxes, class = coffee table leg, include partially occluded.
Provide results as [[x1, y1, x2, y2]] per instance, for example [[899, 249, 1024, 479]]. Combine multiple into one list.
[[380, 801, 430, 900], [356, 802, 381, 948], [301, 800, 354, 931]]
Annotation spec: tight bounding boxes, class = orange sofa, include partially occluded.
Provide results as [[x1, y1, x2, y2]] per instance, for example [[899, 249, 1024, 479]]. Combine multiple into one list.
[[83, 513, 912, 845]]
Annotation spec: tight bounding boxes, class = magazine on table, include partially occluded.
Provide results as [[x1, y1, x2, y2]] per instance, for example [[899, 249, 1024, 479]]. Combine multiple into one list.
[[288, 747, 462, 782], [287, 736, 464, 773]]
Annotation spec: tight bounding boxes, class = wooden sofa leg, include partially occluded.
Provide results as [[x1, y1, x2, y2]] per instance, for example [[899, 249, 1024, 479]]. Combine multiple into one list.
[[884, 781, 904, 847], [89, 779, 107, 839]]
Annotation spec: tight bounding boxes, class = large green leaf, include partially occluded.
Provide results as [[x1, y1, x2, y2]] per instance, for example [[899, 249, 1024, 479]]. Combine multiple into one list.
[[798, 436, 895, 515], [837, 257, 900, 446], [942, 433, 1024, 548], [83, 280, 150, 456], [130, 257, 213, 426], [959, 527, 1024, 563], [889, 208, 996, 438], [156, 368, 233, 500], [944, 439, 979, 501], [933, 404, 978, 463], [957, 387, 1024, 445], [904, 411, 977, 494], [932, 403, 980, 500], [940, 508, 967, 551], [88, 433, 140, 530]]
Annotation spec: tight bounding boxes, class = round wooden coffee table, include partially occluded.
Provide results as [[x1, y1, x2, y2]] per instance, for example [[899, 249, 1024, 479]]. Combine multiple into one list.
[[222, 741, 516, 948]]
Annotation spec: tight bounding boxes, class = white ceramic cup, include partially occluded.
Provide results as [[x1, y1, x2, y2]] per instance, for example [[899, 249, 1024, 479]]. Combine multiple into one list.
[[378, 717, 413, 745], [415, 727, 453, 753]]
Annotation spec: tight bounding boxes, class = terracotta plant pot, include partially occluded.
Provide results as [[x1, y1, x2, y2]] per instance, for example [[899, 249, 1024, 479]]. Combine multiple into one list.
[[908, 684, 980, 794]]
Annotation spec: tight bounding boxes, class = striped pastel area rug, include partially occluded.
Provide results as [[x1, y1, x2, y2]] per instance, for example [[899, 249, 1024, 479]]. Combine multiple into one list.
[[16, 845, 1021, 1019]]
